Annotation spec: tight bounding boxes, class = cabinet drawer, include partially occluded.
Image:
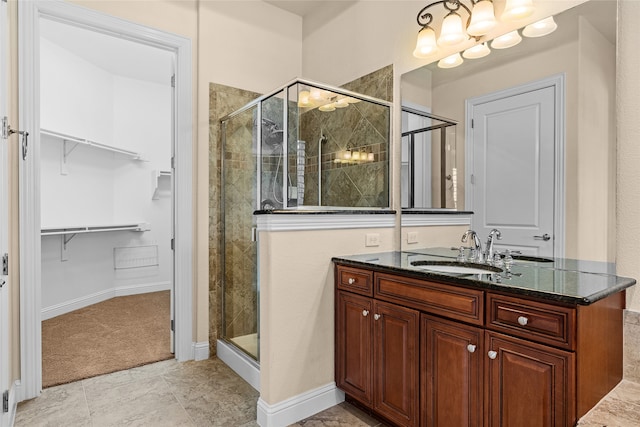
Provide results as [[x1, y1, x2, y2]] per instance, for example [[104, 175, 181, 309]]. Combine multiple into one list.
[[336, 265, 373, 296], [374, 273, 484, 326], [487, 293, 576, 350]]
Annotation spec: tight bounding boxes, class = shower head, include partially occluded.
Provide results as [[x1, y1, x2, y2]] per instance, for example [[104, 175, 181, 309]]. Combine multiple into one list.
[[261, 117, 283, 147]]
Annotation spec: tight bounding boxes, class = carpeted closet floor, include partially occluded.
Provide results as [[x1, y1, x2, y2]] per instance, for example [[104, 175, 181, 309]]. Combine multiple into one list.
[[42, 290, 173, 388]]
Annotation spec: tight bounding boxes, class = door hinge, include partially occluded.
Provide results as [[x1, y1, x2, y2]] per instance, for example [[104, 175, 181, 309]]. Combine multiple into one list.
[[170, 319, 174, 332], [2, 390, 8, 413], [171, 74, 175, 88], [170, 238, 174, 251], [1, 117, 9, 139], [171, 156, 175, 170], [470, 174, 475, 185], [471, 118, 474, 128], [2, 253, 8, 275]]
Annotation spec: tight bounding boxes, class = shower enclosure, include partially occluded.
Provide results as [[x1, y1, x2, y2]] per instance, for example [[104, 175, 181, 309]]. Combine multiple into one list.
[[219, 79, 392, 362]]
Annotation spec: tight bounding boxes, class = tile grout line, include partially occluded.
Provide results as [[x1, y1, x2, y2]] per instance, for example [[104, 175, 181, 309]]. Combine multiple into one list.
[[160, 372, 197, 426]]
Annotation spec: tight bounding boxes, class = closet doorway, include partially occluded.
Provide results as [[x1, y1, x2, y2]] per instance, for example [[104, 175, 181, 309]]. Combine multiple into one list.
[[18, 0, 193, 399], [38, 17, 175, 388]]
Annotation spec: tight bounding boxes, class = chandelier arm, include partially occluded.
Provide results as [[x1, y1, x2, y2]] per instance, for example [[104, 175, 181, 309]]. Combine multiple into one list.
[[416, 0, 475, 30]]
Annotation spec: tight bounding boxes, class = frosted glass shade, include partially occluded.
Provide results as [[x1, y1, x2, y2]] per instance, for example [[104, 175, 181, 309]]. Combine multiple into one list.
[[467, 0, 498, 36], [298, 90, 313, 108], [438, 52, 464, 69], [501, 0, 534, 21], [491, 30, 522, 49], [319, 103, 336, 112], [438, 12, 466, 46], [413, 26, 438, 58], [463, 43, 491, 59], [523, 16, 558, 38]]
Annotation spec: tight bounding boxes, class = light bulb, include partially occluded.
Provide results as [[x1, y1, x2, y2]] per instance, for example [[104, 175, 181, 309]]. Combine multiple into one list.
[[367, 152, 374, 162], [491, 30, 522, 49], [352, 151, 361, 161], [413, 26, 439, 58], [438, 52, 464, 69], [438, 12, 466, 46], [523, 16, 558, 38], [463, 42, 491, 59], [467, 0, 497, 36], [501, 0, 534, 21]]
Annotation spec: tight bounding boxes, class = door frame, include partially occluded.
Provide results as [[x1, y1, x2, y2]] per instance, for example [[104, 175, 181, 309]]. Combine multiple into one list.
[[18, 0, 193, 400], [464, 74, 566, 258]]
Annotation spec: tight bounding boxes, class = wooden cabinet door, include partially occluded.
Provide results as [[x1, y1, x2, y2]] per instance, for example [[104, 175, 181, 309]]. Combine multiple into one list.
[[336, 291, 373, 405], [373, 300, 420, 427], [422, 314, 483, 427], [485, 331, 575, 427]]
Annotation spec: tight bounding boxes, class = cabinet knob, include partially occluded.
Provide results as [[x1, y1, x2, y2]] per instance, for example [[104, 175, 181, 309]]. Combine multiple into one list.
[[517, 316, 529, 326], [467, 344, 476, 353], [488, 350, 497, 360], [348, 278, 356, 285], [374, 314, 381, 320], [362, 310, 369, 317]]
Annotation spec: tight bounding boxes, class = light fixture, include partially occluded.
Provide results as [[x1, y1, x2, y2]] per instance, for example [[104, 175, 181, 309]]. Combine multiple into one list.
[[501, 0, 534, 21], [412, 0, 542, 61], [319, 103, 336, 112], [467, 0, 497, 36], [335, 98, 349, 108], [438, 11, 466, 46], [438, 52, 464, 68], [298, 90, 313, 108], [491, 30, 522, 49], [413, 25, 439, 58], [523, 16, 557, 38], [463, 42, 491, 59]]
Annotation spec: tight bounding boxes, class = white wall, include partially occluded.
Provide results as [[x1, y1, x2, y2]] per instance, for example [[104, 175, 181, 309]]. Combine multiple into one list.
[[40, 37, 172, 316]]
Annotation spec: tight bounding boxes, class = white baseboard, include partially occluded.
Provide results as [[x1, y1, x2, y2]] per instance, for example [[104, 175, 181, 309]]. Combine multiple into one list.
[[217, 339, 260, 391], [257, 383, 345, 427], [41, 282, 171, 320], [192, 341, 210, 361], [9, 380, 20, 426]]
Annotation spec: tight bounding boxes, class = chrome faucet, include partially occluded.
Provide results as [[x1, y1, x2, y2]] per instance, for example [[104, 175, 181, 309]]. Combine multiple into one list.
[[461, 230, 483, 262], [485, 229, 502, 262]]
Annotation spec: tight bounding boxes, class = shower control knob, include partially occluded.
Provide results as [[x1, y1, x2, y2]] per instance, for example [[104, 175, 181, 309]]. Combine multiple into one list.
[[362, 310, 369, 317], [348, 278, 356, 285]]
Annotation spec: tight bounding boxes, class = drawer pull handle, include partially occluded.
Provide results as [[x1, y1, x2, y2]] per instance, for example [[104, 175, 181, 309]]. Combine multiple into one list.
[[362, 310, 369, 317], [374, 314, 381, 320], [517, 316, 529, 326], [488, 350, 497, 360], [467, 344, 476, 353], [348, 278, 356, 285]]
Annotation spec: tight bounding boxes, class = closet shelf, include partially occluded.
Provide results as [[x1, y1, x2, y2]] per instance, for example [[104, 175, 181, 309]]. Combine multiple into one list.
[[41, 223, 149, 239], [152, 170, 171, 200], [41, 128, 145, 160]]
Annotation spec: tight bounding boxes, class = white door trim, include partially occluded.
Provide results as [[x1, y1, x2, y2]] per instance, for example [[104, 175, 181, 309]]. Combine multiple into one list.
[[465, 74, 565, 258], [18, 0, 194, 401]]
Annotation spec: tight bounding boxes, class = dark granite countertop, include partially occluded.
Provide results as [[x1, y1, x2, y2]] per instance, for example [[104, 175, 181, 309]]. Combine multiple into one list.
[[254, 209, 396, 215], [332, 248, 636, 305]]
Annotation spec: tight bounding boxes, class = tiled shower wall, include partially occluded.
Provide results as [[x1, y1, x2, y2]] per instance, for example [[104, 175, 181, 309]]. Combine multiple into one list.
[[208, 65, 393, 351]]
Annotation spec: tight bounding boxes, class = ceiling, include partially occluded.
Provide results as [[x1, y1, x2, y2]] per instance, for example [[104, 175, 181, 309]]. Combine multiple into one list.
[[263, 1, 336, 17], [40, 18, 174, 86]]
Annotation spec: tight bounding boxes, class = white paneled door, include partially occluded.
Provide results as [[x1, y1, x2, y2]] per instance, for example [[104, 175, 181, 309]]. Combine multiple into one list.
[[1, 0, 11, 424], [468, 83, 557, 257]]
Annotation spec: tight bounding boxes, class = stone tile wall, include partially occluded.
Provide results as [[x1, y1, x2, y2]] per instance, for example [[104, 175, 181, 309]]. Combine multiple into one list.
[[624, 309, 640, 382]]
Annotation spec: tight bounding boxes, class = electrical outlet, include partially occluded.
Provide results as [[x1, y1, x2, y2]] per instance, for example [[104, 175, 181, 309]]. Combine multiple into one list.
[[365, 233, 380, 247], [407, 231, 419, 244]]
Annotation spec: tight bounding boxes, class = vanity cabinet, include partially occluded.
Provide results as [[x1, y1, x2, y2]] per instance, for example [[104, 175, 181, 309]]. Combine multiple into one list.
[[335, 263, 624, 427], [336, 289, 420, 427]]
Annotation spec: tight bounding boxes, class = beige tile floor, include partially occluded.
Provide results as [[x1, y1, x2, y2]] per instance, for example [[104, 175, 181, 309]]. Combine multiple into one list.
[[15, 357, 639, 427]]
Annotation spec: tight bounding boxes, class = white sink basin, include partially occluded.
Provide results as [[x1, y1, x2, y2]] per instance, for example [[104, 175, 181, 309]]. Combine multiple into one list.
[[410, 261, 502, 276]]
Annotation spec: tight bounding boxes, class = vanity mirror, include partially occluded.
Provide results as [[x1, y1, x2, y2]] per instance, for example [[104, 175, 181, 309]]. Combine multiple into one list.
[[400, 0, 616, 262]]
